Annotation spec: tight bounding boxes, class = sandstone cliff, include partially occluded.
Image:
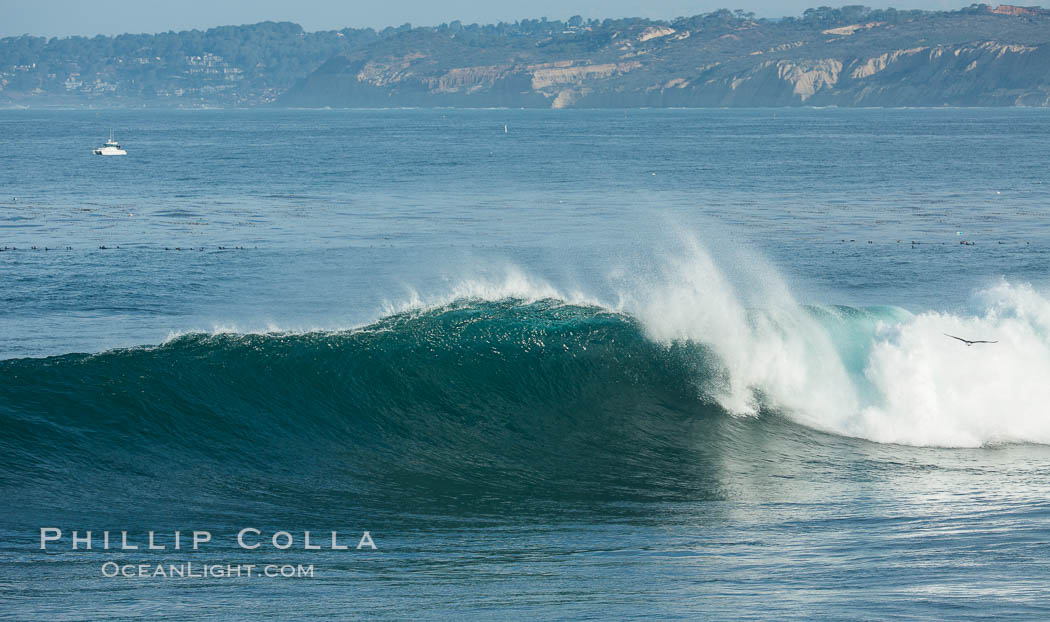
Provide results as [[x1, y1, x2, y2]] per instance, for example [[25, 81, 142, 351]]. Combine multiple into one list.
[[280, 6, 1050, 108]]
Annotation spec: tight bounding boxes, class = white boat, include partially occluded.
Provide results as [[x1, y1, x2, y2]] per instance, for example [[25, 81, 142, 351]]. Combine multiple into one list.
[[93, 132, 126, 156]]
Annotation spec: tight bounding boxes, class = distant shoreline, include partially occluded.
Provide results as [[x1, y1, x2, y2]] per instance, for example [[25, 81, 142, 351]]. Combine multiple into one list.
[[3, 6, 1049, 109]]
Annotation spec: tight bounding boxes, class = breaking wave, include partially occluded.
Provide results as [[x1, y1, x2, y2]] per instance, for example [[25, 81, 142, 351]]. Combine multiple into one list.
[[4, 236, 1050, 518]]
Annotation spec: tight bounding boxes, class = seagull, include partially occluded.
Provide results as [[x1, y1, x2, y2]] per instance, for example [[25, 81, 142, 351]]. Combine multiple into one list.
[[943, 333, 998, 346]]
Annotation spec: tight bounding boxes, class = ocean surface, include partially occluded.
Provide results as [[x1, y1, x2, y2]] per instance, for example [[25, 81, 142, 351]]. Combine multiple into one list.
[[2, 108, 1050, 619]]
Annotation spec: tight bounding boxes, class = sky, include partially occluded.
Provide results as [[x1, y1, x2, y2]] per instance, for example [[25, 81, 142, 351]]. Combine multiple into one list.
[[1, 0, 977, 38]]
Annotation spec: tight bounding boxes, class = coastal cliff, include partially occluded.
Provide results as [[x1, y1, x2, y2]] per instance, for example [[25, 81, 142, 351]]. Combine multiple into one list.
[[280, 5, 1050, 108]]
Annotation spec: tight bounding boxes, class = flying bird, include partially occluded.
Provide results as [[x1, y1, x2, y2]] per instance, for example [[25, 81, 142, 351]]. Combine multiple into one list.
[[943, 333, 998, 346]]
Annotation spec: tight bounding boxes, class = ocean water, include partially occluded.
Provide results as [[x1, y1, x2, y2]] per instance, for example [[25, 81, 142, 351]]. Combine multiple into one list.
[[2, 108, 1050, 619]]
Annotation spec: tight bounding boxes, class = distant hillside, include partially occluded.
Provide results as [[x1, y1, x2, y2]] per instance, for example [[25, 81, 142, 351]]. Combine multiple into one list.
[[0, 21, 383, 106], [3, 5, 1050, 108], [282, 5, 1050, 108]]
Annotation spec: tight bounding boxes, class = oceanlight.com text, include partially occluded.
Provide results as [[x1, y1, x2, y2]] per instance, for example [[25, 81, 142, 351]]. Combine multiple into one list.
[[100, 562, 315, 579]]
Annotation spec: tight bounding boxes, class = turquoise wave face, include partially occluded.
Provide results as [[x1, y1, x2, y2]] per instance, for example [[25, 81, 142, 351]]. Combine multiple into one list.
[[0, 299, 757, 525]]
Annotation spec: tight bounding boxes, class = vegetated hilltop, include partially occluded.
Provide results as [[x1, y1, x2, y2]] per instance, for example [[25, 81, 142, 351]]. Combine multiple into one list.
[[0, 21, 382, 106], [3, 5, 1050, 108]]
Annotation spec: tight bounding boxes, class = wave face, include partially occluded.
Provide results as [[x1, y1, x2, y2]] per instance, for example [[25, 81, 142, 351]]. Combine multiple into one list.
[[0, 300, 744, 519], [4, 239, 1050, 522]]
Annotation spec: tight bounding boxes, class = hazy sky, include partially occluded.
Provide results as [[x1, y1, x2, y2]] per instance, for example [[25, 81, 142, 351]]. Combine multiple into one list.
[[1, 0, 975, 38]]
